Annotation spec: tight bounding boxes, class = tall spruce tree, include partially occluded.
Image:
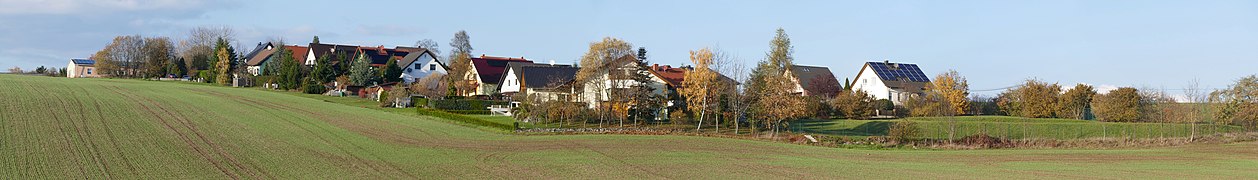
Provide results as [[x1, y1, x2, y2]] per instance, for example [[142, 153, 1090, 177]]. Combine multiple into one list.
[[348, 53, 374, 86], [380, 57, 402, 83]]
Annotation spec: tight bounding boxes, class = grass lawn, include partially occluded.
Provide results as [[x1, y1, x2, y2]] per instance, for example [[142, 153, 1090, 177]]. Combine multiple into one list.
[[3, 74, 1258, 179], [797, 116, 1246, 140]]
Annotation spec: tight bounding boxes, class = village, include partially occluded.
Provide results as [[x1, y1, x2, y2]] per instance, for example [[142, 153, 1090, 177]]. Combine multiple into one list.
[[42, 27, 1256, 142], [4, 0, 1258, 177]]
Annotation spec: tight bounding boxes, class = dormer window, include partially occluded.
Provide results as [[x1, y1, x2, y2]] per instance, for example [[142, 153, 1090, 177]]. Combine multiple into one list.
[[430, 64, 436, 70]]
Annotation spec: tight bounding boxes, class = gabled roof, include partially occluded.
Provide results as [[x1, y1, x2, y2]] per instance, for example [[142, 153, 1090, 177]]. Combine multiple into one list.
[[283, 45, 309, 63], [648, 64, 688, 87], [70, 59, 96, 65], [854, 61, 930, 93], [245, 48, 276, 66], [360, 46, 409, 67], [470, 55, 533, 83], [242, 42, 273, 62], [499, 62, 573, 89], [519, 65, 579, 89], [791, 65, 841, 96], [398, 48, 445, 69], [308, 43, 362, 65]]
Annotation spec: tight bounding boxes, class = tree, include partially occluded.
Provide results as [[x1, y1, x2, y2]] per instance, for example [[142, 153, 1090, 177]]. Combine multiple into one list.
[[411, 73, 448, 100], [832, 90, 877, 119], [97, 35, 144, 77], [627, 47, 662, 125], [928, 70, 970, 115], [447, 31, 474, 95], [348, 53, 374, 86], [1210, 75, 1258, 128], [1092, 87, 1142, 122], [212, 38, 237, 85], [1058, 84, 1097, 119], [312, 35, 320, 44], [414, 39, 442, 59], [179, 26, 235, 77], [273, 47, 301, 89], [309, 54, 335, 84], [7, 67, 20, 73], [575, 37, 635, 127], [141, 37, 175, 78], [753, 28, 808, 138], [683, 48, 720, 130], [34, 66, 47, 74], [1003, 79, 1061, 118], [380, 57, 403, 83]]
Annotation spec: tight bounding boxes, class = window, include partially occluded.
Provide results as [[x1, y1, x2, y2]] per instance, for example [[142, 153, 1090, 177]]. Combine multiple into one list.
[[406, 69, 411, 73], [413, 65, 420, 70], [86, 68, 92, 75], [430, 64, 436, 70]]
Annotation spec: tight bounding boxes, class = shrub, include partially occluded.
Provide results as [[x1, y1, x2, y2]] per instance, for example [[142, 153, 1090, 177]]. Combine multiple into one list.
[[413, 97, 430, 108], [302, 79, 326, 94], [433, 99, 508, 110], [832, 90, 877, 119], [1092, 87, 1142, 122], [415, 108, 514, 131], [446, 110, 491, 115], [888, 120, 920, 143]]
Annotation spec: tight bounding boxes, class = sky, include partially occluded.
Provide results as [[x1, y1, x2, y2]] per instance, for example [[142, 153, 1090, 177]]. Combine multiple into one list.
[[2, 0, 1256, 96]]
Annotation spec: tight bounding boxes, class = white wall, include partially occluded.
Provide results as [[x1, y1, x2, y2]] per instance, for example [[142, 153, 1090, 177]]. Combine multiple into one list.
[[401, 53, 447, 84], [852, 65, 892, 100], [304, 50, 316, 65], [500, 68, 521, 93]]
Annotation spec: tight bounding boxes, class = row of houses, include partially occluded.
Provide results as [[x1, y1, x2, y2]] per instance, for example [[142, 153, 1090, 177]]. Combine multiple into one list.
[[67, 40, 934, 109], [241, 42, 447, 84]]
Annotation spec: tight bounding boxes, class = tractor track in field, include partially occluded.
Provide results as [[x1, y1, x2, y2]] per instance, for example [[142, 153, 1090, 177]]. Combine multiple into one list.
[[29, 84, 90, 178], [83, 85, 139, 176], [192, 90, 394, 177], [65, 89, 115, 179], [192, 89, 422, 179], [106, 87, 240, 179], [130, 89, 274, 180]]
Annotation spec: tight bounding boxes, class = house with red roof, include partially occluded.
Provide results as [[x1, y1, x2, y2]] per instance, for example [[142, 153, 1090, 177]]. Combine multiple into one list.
[[460, 55, 533, 96]]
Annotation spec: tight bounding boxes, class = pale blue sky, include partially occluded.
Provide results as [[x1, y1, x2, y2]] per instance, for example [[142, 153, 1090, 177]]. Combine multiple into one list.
[[2, 0, 1256, 96]]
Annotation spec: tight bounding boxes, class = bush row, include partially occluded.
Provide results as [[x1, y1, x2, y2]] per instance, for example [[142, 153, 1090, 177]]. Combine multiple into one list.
[[432, 99, 508, 110], [415, 108, 514, 131]]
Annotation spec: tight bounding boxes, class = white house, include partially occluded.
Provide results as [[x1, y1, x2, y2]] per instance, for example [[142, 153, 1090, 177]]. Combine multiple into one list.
[[66, 59, 99, 78], [462, 55, 532, 96], [850, 61, 931, 105], [398, 49, 447, 84], [243, 42, 277, 76]]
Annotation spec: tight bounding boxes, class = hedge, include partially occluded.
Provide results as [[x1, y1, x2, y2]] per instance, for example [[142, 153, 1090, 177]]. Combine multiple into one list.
[[432, 99, 508, 110], [446, 110, 491, 115], [415, 108, 514, 131]]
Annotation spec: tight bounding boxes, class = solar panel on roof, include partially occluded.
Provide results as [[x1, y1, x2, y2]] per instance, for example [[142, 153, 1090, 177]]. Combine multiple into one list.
[[868, 62, 929, 82]]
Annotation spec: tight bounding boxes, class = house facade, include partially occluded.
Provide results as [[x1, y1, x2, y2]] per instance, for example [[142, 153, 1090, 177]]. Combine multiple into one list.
[[851, 61, 931, 105], [787, 65, 841, 97], [398, 49, 447, 84], [243, 42, 278, 76], [462, 55, 532, 96], [66, 59, 99, 78], [499, 62, 577, 100]]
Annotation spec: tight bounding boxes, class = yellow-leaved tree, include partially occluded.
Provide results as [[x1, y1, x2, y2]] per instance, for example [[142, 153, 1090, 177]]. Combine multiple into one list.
[[682, 48, 719, 130], [928, 70, 970, 115]]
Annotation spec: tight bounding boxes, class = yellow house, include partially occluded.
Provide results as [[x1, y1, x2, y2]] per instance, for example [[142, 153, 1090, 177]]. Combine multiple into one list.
[[66, 59, 99, 78]]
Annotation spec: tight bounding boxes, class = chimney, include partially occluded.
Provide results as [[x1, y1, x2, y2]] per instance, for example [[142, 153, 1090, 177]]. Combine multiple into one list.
[[665, 65, 671, 69], [652, 64, 659, 70]]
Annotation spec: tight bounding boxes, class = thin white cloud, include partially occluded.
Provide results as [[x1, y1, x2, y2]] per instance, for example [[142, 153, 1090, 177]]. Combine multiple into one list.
[[0, 0, 221, 15]]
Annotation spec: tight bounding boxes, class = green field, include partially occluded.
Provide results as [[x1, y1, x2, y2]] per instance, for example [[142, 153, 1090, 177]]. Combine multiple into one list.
[[3, 74, 1258, 179], [798, 116, 1245, 140]]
